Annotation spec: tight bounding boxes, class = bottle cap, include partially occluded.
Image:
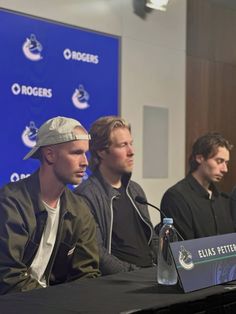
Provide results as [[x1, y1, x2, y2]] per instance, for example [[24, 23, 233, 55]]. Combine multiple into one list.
[[163, 217, 173, 224]]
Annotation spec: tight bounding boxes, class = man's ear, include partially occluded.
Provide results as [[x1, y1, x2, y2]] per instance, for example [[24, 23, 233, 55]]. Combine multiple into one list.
[[195, 154, 204, 165], [41, 146, 55, 164], [97, 150, 107, 160]]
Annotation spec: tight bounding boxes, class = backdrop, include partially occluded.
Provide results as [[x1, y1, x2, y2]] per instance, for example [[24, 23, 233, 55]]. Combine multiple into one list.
[[0, 8, 120, 186]]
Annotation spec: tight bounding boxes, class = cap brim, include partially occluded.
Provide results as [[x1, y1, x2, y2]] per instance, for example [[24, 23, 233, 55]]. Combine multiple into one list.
[[23, 146, 40, 160]]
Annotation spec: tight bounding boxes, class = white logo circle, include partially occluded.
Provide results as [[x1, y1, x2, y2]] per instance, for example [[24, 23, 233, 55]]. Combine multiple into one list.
[[63, 48, 72, 60], [10, 172, 30, 182], [11, 83, 21, 95]]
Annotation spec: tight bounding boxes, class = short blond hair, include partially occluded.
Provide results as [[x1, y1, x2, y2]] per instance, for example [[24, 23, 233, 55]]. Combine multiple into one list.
[[89, 116, 131, 171]]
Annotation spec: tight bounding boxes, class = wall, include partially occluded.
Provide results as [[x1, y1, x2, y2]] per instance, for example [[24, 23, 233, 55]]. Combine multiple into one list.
[[0, 0, 186, 225], [186, 0, 236, 193]]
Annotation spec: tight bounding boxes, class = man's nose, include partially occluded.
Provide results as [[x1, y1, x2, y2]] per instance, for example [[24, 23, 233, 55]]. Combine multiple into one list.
[[221, 162, 228, 173], [81, 153, 88, 166], [127, 144, 134, 155]]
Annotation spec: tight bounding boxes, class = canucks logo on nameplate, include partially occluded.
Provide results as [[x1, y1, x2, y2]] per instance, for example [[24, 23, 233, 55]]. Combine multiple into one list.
[[178, 245, 194, 270]]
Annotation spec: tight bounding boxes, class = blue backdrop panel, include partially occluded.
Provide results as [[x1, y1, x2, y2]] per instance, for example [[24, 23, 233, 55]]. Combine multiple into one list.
[[0, 8, 120, 186]]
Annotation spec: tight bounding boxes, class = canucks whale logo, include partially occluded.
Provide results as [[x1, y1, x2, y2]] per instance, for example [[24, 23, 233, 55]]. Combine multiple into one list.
[[22, 34, 43, 61], [178, 245, 194, 270], [22, 121, 38, 148], [72, 84, 90, 109]]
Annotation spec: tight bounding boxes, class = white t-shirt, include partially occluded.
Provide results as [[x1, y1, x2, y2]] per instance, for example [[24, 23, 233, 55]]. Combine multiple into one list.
[[29, 199, 60, 287]]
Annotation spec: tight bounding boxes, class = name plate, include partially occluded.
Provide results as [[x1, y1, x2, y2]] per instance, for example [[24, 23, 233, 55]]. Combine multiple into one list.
[[170, 233, 236, 292]]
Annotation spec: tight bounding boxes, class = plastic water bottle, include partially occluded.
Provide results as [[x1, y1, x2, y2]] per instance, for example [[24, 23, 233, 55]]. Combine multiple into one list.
[[157, 217, 178, 285]]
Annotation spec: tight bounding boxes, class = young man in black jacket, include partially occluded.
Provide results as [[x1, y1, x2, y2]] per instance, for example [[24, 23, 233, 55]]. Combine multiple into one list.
[[160, 132, 235, 240], [74, 116, 157, 275]]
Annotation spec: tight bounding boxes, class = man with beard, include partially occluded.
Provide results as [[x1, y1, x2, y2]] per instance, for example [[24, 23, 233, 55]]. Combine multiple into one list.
[[0, 116, 100, 294], [74, 116, 157, 275]]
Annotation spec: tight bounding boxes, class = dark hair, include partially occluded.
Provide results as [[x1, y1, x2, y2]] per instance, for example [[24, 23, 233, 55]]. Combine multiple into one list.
[[89, 116, 131, 171], [189, 132, 233, 172]]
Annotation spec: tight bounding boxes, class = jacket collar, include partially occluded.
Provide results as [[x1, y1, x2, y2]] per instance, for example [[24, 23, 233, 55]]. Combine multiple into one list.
[[187, 173, 220, 199], [92, 169, 132, 199], [25, 170, 45, 215], [25, 170, 75, 217]]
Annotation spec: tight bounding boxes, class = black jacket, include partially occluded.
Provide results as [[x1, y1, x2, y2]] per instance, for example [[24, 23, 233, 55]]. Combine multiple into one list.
[[161, 173, 235, 240], [74, 170, 158, 275]]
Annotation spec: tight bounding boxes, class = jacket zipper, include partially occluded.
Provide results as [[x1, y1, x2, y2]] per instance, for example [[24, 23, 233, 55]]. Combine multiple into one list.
[[126, 188, 153, 245], [108, 196, 116, 254]]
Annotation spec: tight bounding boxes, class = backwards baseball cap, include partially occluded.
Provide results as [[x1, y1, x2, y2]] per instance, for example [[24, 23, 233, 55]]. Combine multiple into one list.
[[23, 116, 90, 160]]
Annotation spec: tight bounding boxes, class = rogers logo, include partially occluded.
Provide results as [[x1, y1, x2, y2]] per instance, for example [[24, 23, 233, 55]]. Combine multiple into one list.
[[11, 83, 52, 98], [63, 48, 99, 64], [10, 172, 31, 182]]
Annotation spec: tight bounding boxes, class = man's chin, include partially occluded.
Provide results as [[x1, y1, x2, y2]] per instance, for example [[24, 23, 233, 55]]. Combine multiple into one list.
[[125, 166, 133, 173], [212, 177, 223, 182], [69, 178, 83, 186], [122, 169, 132, 175]]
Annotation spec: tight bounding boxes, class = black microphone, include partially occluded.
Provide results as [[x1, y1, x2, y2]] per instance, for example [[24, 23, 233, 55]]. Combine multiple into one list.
[[135, 196, 167, 217], [135, 196, 185, 241]]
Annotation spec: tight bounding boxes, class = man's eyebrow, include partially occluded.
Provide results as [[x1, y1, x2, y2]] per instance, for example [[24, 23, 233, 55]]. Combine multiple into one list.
[[71, 148, 86, 153], [215, 157, 229, 162]]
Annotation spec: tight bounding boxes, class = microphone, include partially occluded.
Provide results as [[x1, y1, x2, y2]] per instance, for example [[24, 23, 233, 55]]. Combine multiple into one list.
[[135, 196, 185, 241], [135, 196, 167, 216]]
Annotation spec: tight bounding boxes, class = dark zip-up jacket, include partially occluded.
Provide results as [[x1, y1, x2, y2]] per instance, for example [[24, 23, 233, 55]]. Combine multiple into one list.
[[74, 170, 158, 275], [0, 171, 100, 295]]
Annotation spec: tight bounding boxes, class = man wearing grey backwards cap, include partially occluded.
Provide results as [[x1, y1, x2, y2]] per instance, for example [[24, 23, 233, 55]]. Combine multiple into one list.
[[0, 116, 100, 295]]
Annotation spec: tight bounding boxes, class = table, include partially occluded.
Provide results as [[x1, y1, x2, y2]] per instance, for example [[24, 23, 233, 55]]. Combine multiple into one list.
[[1, 267, 236, 313]]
